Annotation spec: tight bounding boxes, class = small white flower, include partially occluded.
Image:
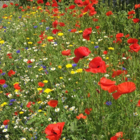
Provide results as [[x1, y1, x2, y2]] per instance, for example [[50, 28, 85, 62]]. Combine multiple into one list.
[[92, 31, 96, 33], [55, 108, 60, 112], [47, 95, 50, 99], [43, 58, 48, 60], [122, 57, 126, 60], [104, 74, 109, 78], [2, 129, 8, 132], [34, 49, 38, 52], [126, 75, 130, 77], [133, 112, 138, 116], [53, 44, 57, 46], [5, 134, 9, 138], [61, 97, 67, 102], [104, 36, 108, 38], [50, 68, 56, 71], [0, 125, 5, 129], [8, 94, 12, 98], [82, 39, 86, 41], [63, 105, 68, 109], [48, 118, 52, 121], [20, 138, 26, 140], [23, 59, 28, 62], [69, 106, 75, 111], [30, 59, 35, 62], [66, 42, 70, 44]]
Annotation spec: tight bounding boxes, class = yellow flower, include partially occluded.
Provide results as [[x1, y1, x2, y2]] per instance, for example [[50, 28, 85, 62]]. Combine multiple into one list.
[[28, 42, 33, 45], [19, 111, 24, 114], [76, 81, 78, 84], [38, 101, 42, 104], [71, 71, 76, 74], [26, 38, 30, 40], [41, 44, 46, 47], [43, 80, 48, 83], [76, 68, 83, 73], [106, 57, 109, 60], [38, 67, 43, 71], [47, 36, 53, 40], [69, 45, 73, 47], [83, 12, 87, 15], [66, 64, 72, 68], [108, 47, 114, 50], [58, 65, 62, 69], [58, 33, 64, 36], [78, 30, 83, 33], [38, 110, 42, 112], [59, 77, 63, 79], [0, 91, 3, 94], [13, 82, 19, 85], [91, 41, 94, 44], [0, 40, 4, 44], [44, 88, 53, 93], [8, 22, 10, 24], [37, 88, 42, 91]]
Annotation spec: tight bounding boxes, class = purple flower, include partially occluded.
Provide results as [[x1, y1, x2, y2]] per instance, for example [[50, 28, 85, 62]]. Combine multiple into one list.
[[2, 84, 8, 88], [1, 72, 6, 75], [5, 125, 8, 129], [34, 26, 38, 28], [106, 101, 112, 106], [16, 50, 20, 53], [122, 67, 126, 70], [28, 65, 32, 68], [46, 27, 50, 30], [10, 99, 16, 102], [68, 29, 71, 32], [72, 64, 77, 67], [25, 47, 28, 50], [94, 46, 99, 48]]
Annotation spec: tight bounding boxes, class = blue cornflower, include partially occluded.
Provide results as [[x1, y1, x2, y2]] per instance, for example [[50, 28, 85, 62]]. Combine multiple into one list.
[[39, 23, 42, 25], [39, 106, 42, 109], [72, 64, 77, 67], [68, 29, 71, 32], [3, 26, 6, 29], [46, 27, 49, 30], [122, 67, 126, 70], [34, 26, 38, 28], [16, 50, 20, 53], [19, 16, 22, 18], [106, 101, 112, 106], [10, 99, 16, 102], [1, 72, 6, 75], [25, 47, 28, 50], [42, 66, 46, 69], [4, 30, 6, 32], [2, 84, 8, 88], [28, 65, 32, 68], [5, 125, 8, 129], [94, 46, 99, 48], [9, 103, 13, 106]]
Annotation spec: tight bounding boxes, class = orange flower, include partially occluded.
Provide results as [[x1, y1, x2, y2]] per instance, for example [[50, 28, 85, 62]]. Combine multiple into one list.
[[76, 113, 87, 120]]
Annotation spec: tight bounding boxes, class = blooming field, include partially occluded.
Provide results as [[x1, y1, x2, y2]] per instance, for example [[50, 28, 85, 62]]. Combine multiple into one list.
[[0, 0, 140, 140]]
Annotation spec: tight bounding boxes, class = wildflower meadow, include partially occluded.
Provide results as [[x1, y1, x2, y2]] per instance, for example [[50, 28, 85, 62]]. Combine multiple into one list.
[[0, 0, 140, 139]]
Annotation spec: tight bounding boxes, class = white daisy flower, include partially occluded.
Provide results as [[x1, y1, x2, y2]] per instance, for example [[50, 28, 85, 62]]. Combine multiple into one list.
[[2, 129, 8, 132], [55, 108, 60, 112], [48, 118, 52, 121]]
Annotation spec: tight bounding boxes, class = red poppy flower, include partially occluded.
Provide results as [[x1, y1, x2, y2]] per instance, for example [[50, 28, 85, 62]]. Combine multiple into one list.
[[135, 4, 140, 9], [46, 2, 50, 6], [136, 100, 140, 107], [93, 18, 98, 22], [37, 0, 44, 4], [89, 9, 97, 16], [115, 131, 123, 138], [52, 3, 58, 7], [116, 33, 124, 38], [112, 70, 127, 78], [52, 20, 58, 28], [110, 136, 118, 140], [103, 50, 108, 55], [74, 0, 83, 6], [85, 108, 92, 115], [45, 122, 65, 139], [15, 4, 19, 6], [83, 27, 92, 40], [129, 44, 140, 52], [128, 10, 135, 15], [112, 82, 136, 100], [73, 46, 91, 63], [3, 120, 10, 125], [69, 5, 76, 9], [76, 113, 87, 120], [125, 34, 130, 38], [38, 82, 45, 87], [133, 18, 140, 23], [98, 77, 116, 92], [61, 49, 71, 56], [59, 22, 65, 27], [10, 2, 14, 5], [7, 53, 12, 59], [127, 38, 138, 44], [8, 70, 16, 77], [14, 83, 21, 90], [70, 29, 77, 32], [2, 4, 8, 8], [106, 11, 113, 16], [0, 69, 2, 74], [85, 57, 106, 73], [27, 60, 32, 64], [96, 26, 100, 29], [0, 79, 6, 85], [48, 100, 58, 108]]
